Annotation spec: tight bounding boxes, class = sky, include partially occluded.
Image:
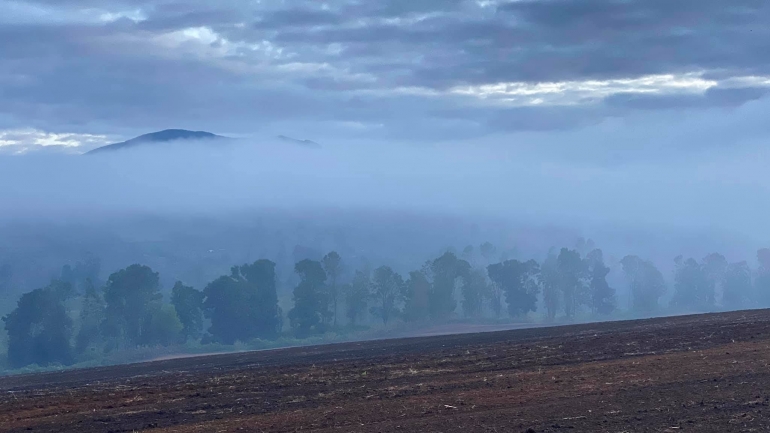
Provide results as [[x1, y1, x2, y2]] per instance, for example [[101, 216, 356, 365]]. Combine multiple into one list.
[[1, 0, 769, 150], [1, 0, 770, 245]]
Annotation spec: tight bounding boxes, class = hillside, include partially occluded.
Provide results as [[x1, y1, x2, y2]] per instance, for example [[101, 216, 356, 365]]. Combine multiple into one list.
[[86, 129, 228, 154]]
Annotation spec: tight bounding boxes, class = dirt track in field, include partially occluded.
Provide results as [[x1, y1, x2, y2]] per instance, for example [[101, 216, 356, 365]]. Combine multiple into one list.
[[2, 310, 770, 432]]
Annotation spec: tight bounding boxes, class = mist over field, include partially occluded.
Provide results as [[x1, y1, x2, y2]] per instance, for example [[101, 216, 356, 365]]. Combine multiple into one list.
[[0, 135, 766, 313], [3, 0, 770, 373], [2, 130, 770, 232]]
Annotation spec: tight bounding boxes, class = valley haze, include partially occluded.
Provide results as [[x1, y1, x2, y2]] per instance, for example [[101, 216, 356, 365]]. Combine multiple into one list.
[[1, 0, 770, 381]]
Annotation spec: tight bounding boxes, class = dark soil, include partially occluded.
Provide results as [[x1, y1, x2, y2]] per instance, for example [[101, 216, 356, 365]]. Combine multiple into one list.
[[3, 310, 770, 432]]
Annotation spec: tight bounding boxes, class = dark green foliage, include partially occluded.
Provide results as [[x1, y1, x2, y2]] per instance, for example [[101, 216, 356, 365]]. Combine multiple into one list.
[[557, 248, 587, 318], [8, 239, 768, 374], [3, 282, 74, 368], [288, 259, 327, 336], [322, 251, 343, 327], [540, 252, 560, 320], [672, 256, 714, 311], [203, 260, 282, 344], [620, 255, 666, 314], [137, 305, 183, 347], [586, 249, 616, 315], [461, 269, 488, 318], [238, 260, 282, 336], [722, 261, 752, 309], [171, 282, 204, 341], [403, 269, 431, 322], [345, 270, 370, 326], [75, 279, 105, 354], [370, 266, 406, 324], [102, 265, 162, 346], [487, 259, 540, 318], [427, 252, 470, 320], [202, 276, 243, 343]]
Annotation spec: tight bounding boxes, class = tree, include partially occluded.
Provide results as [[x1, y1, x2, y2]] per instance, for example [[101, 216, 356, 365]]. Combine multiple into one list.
[[722, 261, 752, 310], [404, 268, 431, 322], [557, 248, 587, 318], [345, 270, 370, 326], [620, 256, 666, 314], [239, 259, 282, 337], [60, 255, 101, 293], [3, 282, 74, 368], [487, 259, 540, 318], [202, 276, 246, 344], [171, 282, 204, 341], [102, 265, 162, 347], [427, 252, 470, 320], [461, 245, 475, 262], [461, 269, 488, 318], [479, 242, 497, 264], [671, 256, 713, 311], [540, 252, 560, 320], [702, 253, 727, 306], [370, 266, 406, 325], [75, 279, 105, 354], [756, 248, 770, 305], [575, 237, 596, 256], [137, 305, 183, 347], [487, 279, 504, 319], [586, 249, 616, 315], [288, 259, 327, 336], [203, 260, 282, 344], [322, 251, 343, 328]]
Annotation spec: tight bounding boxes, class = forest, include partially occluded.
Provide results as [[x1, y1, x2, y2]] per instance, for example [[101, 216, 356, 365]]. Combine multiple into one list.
[[2, 242, 770, 372]]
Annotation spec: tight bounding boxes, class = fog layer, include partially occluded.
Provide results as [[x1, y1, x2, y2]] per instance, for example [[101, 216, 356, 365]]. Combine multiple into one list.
[[1, 136, 769, 243]]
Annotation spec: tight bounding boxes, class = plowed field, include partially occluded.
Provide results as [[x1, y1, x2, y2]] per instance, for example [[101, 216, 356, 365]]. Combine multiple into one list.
[[3, 310, 770, 432]]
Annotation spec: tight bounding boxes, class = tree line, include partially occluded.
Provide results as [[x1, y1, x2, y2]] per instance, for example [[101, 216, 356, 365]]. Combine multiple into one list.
[[4, 245, 770, 369]]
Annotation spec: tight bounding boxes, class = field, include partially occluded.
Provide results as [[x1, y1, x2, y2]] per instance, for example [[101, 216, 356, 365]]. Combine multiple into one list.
[[2, 311, 770, 432]]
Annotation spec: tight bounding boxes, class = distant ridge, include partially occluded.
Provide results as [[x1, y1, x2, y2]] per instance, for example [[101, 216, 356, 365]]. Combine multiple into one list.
[[277, 135, 322, 148], [86, 129, 228, 154]]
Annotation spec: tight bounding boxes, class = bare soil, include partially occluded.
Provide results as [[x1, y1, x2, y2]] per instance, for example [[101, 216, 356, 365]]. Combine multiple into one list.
[[2, 310, 770, 432]]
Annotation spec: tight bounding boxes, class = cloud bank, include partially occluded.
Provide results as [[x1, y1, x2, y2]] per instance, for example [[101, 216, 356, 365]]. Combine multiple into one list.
[[2, 0, 770, 149]]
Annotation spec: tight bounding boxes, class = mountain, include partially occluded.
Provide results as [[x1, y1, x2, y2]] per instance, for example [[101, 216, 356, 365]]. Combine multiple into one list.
[[86, 129, 228, 154], [277, 135, 322, 149]]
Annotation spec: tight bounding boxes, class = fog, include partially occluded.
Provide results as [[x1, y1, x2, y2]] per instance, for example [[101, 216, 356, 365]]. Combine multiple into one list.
[[2, 109, 770, 375], [2, 134, 769, 237], [0, 133, 767, 300]]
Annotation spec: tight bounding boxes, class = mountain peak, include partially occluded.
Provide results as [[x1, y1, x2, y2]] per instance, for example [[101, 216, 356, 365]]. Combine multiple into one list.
[[86, 129, 227, 154], [277, 135, 322, 149]]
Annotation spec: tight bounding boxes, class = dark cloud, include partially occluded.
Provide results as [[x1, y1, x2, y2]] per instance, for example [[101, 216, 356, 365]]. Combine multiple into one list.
[[2, 0, 770, 143], [606, 87, 770, 110], [253, 9, 342, 30], [495, 0, 770, 79]]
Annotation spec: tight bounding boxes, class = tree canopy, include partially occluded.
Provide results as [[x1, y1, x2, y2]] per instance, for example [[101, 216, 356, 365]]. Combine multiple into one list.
[[288, 259, 327, 336], [3, 282, 74, 368], [203, 260, 282, 344]]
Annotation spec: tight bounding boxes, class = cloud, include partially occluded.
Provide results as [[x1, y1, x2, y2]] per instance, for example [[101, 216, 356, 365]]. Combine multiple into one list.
[[0, 129, 109, 154], [2, 0, 770, 149], [606, 86, 770, 110]]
